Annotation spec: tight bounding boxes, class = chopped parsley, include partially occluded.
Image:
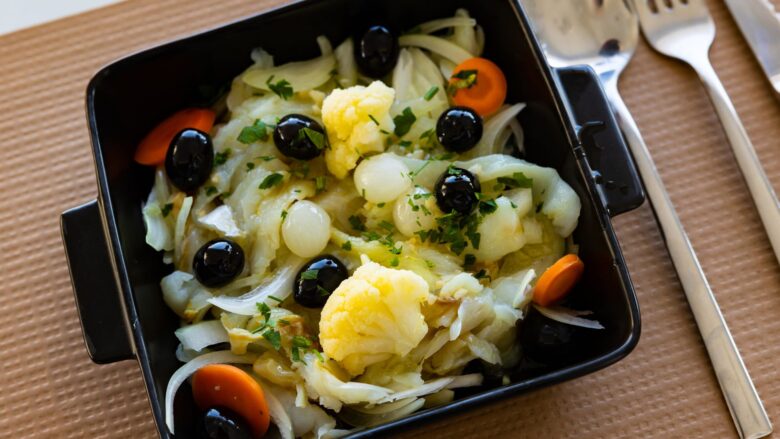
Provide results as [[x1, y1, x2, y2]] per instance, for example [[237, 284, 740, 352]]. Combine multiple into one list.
[[281, 210, 288, 219], [368, 114, 380, 126], [300, 269, 319, 280], [258, 155, 276, 162], [416, 210, 483, 255], [315, 176, 327, 194], [475, 269, 491, 281], [348, 215, 366, 232], [398, 140, 412, 148], [237, 119, 270, 144], [246, 162, 255, 171], [268, 295, 284, 303], [259, 172, 284, 190], [464, 254, 476, 267], [478, 199, 498, 214], [341, 241, 352, 251], [297, 127, 326, 150], [266, 75, 293, 100], [161, 203, 173, 217], [379, 220, 395, 232], [390, 256, 400, 267], [205, 186, 218, 196], [497, 172, 533, 189], [262, 329, 282, 350], [393, 107, 416, 137], [214, 149, 231, 166], [376, 202, 386, 208], [423, 85, 440, 101], [536, 202, 544, 213], [448, 69, 478, 96]]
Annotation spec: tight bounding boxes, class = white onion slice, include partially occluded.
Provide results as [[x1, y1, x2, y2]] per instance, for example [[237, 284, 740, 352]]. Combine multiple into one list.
[[208, 256, 306, 315], [508, 117, 525, 155], [165, 351, 256, 434], [534, 304, 605, 330], [339, 399, 425, 428], [446, 373, 484, 389], [243, 52, 336, 92], [466, 103, 526, 158], [174, 320, 229, 352], [198, 205, 242, 237], [378, 377, 454, 404], [399, 34, 472, 64], [416, 16, 476, 34], [174, 196, 193, 261], [258, 380, 295, 439]]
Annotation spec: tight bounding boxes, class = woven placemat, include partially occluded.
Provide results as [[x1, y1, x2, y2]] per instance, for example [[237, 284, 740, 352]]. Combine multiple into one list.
[[0, 0, 778, 437]]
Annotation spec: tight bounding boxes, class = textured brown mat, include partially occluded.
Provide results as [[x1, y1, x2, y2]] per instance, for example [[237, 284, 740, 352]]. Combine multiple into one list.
[[0, 0, 778, 437]]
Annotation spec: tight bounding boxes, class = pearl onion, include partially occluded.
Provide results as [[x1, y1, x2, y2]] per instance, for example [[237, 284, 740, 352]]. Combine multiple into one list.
[[353, 154, 412, 203], [282, 200, 331, 258], [393, 186, 438, 237]]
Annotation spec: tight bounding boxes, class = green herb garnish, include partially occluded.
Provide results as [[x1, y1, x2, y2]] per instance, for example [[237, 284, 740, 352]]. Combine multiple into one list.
[[214, 149, 231, 166], [479, 199, 498, 214], [497, 172, 533, 189], [161, 203, 173, 217], [341, 241, 352, 251], [315, 176, 327, 194], [393, 107, 416, 137], [423, 86, 440, 101], [246, 162, 255, 171], [262, 329, 282, 350], [448, 69, 478, 95], [205, 186, 218, 196], [368, 114, 380, 126], [300, 269, 319, 280], [297, 127, 326, 150], [348, 215, 366, 232], [266, 75, 294, 100], [237, 119, 270, 144], [268, 295, 284, 303], [259, 172, 284, 190], [464, 254, 476, 267]]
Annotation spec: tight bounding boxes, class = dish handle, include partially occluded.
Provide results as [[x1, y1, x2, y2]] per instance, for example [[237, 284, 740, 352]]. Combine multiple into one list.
[[557, 66, 645, 216], [60, 199, 134, 364]]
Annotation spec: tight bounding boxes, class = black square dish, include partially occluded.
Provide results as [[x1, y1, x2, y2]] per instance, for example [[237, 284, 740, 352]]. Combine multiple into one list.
[[61, 0, 645, 437]]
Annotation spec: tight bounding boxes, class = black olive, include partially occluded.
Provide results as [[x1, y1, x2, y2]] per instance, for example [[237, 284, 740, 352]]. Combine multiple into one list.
[[434, 167, 481, 215], [165, 129, 214, 192], [193, 239, 245, 287], [436, 107, 483, 153], [273, 114, 327, 160], [354, 25, 400, 78], [519, 306, 590, 367], [197, 406, 252, 439], [294, 255, 348, 308]]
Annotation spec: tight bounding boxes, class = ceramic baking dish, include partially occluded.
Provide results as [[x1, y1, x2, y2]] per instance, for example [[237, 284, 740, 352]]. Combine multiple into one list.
[[61, 0, 645, 436]]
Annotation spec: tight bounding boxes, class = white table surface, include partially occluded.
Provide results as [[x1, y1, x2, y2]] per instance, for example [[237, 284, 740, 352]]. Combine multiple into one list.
[[0, 0, 121, 35]]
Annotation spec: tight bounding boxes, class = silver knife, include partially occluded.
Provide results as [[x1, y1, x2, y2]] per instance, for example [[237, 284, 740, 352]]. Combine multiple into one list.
[[723, 0, 780, 94]]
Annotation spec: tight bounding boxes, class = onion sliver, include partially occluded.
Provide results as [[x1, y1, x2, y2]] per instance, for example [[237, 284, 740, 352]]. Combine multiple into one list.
[[378, 377, 454, 404], [174, 320, 229, 352], [534, 304, 605, 330], [165, 351, 256, 434], [416, 16, 476, 35], [399, 34, 473, 64], [208, 256, 306, 315], [243, 53, 336, 92], [339, 399, 425, 428], [446, 373, 483, 389]]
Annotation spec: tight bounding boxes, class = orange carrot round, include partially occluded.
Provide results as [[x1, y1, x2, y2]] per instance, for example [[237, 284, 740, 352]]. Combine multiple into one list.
[[449, 57, 507, 117], [192, 364, 270, 439], [532, 254, 585, 307], [134, 108, 216, 166]]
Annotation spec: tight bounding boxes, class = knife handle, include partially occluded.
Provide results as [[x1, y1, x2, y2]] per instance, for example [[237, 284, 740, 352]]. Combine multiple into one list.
[[694, 61, 780, 265], [603, 81, 772, 439]]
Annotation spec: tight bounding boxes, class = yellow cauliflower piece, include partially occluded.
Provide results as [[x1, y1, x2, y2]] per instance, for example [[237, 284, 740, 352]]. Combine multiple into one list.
[[319, 257, 430, 376], [321, 81, 395, 179]]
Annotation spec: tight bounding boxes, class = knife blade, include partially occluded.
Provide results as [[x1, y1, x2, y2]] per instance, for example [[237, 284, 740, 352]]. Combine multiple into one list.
[[723, 0, 780, 95]]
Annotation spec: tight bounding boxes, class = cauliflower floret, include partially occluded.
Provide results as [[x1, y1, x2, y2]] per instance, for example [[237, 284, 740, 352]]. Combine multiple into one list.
[[321, 81, 395, 178], [319, 257, 430, 376]]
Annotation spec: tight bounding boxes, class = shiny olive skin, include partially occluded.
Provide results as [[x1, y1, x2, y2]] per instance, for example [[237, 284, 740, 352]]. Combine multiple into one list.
[[294, 255, 348, 308], [519, 306, 590, 367], [165, 128, 214, 192], [436, 107, 483, 153], [354, 25, 400, 78], [197, 406, 252, 439], [193, 239, 245, 287], [273, 114, 327, 160], [434, 167, 481, 215]]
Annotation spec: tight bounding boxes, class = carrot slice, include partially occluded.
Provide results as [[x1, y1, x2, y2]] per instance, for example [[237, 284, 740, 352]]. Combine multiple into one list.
[[532, 254, 585, 307], [192, 364, 270, 439], [134, 108, 216, 166], [449, 57, 507, 117]]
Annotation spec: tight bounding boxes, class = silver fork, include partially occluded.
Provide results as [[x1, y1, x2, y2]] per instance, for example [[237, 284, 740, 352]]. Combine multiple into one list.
[[633, 0, 780, 265], [523, 1, 771, 437]]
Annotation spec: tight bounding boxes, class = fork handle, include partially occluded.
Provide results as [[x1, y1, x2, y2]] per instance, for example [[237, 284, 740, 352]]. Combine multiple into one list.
[[604, 83, 772, 439], [694, 61, 780, 264]]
